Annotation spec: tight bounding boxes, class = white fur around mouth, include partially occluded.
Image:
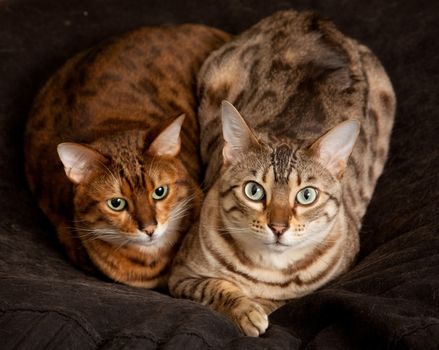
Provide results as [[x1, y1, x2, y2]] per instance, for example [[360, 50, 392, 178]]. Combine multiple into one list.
[[263, 241, 292, 253], [133, 237, 157, 246], [264, 241, 290, 247]]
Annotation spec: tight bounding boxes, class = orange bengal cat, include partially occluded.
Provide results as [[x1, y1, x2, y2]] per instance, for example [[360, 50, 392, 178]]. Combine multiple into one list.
[[25, 25, 230, 288]]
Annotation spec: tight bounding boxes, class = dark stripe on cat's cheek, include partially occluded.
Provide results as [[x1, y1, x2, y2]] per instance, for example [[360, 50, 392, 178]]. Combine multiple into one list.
[[322, 211, 338, 223], [231, 191, 252, 213], [301, 201, 332, 222], [93, 214, 115, 227], [220, 184, 239, 198], [77, 200, 100, 215], [320, 190, 340, 208], [223, 205, 244, 214]]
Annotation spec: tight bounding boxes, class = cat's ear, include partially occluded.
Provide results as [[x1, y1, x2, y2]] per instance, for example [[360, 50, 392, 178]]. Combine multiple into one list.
[[309, 120, 360, 178], [57, 143, 107, 184], [221, 100, 259, 164], [148, 114, 185, 157]]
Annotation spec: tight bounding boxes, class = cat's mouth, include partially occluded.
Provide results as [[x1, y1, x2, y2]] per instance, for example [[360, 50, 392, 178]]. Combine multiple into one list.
[[264, 241, 291, 251], [133, 237, 157, 245], [130, 232, 162, 246]]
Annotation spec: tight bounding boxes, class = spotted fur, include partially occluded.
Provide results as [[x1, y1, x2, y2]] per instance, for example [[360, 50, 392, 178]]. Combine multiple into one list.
[[169, 11, 395, 335], [25, 25, 230, 287]]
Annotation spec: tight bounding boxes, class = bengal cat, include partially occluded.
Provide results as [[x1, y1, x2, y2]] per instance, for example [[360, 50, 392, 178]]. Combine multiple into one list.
[[25, 24, 230, 288], [169, 10, 395, 336]]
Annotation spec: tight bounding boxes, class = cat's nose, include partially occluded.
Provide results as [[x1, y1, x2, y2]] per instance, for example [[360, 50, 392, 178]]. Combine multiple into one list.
[[268, 223, 288, 236], [143, 224, 157, 236]]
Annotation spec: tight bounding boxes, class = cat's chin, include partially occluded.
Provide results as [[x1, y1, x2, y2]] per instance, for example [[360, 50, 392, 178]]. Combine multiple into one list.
[[133, 239, 158, 247], [261, 235, 323, 253], [263, 242, 292, 253], [129, 236, 168, 249], [129, 239, 166, 253]]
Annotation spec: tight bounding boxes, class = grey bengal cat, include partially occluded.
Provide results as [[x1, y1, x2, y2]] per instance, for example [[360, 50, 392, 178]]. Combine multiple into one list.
[[169, 10, 396, 336]]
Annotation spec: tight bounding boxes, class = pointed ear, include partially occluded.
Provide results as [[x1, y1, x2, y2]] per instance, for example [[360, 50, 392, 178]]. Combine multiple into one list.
[[57, 143, 107, 184], [221, 100, 259, 164], [147, 114, 185, 157], [309, 120, 360, 179]]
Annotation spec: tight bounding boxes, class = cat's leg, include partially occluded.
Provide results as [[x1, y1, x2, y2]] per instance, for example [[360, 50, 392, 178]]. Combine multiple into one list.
[[172, 277, 269, 336]]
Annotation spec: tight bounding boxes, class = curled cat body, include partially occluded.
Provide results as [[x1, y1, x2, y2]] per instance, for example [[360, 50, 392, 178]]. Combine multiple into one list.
[[169, 10, 395, 336], [25, 25, 230, 288]]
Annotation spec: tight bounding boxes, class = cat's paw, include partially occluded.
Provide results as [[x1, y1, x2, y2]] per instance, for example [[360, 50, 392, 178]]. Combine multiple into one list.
[[229, 299, 269, 337]]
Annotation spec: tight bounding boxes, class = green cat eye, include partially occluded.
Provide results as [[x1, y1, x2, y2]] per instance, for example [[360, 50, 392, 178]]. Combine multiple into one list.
[[152, 185, 168, 200], [244, 181, 265, 201], [296, 187, 318, 205], [107, 198, 127, 211]]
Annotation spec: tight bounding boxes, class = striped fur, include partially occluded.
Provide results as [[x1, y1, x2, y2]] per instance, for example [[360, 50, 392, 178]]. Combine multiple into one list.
[[169, 11, 395, 335], [25, 25, 230, 287]]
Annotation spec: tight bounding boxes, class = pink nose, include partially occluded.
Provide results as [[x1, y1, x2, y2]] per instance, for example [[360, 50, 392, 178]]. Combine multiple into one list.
[[143, 225, 156, 236], [268, 223, 288, 236]]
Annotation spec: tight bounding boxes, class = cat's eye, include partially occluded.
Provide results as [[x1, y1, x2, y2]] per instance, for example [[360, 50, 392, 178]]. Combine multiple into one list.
[[107, 198, 127, 211], [296, 187, 318, 206], [244, 181, 265, 201], [152, 185, 168, 200]]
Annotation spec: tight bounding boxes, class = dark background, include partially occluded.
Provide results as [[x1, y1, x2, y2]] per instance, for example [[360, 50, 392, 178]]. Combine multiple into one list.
[[0, 0, 438, 348]]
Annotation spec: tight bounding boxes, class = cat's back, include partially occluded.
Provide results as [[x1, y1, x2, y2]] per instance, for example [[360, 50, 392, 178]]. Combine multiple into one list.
[[25, 23, 230, 218], [199, 10, 395, 191], [27, 24, 229, 144]]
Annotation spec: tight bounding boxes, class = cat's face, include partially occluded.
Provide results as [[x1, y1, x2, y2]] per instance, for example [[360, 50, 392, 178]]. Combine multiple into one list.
[[219, 146, 341, 253], [58, 115, 196, 251], [217, 101, 359, 253]]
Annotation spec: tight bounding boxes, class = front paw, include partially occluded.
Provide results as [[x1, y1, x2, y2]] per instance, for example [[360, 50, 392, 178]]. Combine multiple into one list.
[[228, 299, 269, 337]]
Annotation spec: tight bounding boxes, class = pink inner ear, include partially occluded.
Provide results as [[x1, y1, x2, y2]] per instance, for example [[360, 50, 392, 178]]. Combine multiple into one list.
[[57, 142, 105, 184], [222, 143, 238, 164], [310, 120, 360, 178], [148, 115, 184, 157], [148, 136, 181, 157], [221, 100, 259, 164]]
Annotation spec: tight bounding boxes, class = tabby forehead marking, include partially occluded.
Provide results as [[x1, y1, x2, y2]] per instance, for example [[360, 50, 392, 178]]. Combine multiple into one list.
[[271, 144, 297, 184]]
